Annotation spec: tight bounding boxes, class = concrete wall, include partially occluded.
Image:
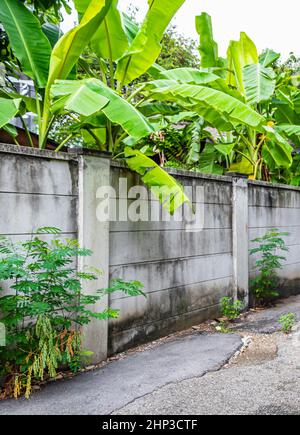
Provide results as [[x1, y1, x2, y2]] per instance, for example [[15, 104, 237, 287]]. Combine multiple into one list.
[[108, 163, 235, 354], [0, 145, 78, 239], [1, 145, 300, 359], [249, 181, 300, 297]]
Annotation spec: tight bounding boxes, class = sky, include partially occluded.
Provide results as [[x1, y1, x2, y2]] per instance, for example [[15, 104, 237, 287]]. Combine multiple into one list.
[[62, 0, 300, 60]]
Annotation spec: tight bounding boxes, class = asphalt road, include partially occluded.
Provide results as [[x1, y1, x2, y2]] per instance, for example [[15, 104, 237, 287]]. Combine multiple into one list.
[[0, 333, 242, 415], [115, 328, 300, 415], [1, 295, 300, 415]]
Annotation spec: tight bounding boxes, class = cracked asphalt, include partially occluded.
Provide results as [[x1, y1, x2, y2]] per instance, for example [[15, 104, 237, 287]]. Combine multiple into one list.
[[1, 295, 300, 415]]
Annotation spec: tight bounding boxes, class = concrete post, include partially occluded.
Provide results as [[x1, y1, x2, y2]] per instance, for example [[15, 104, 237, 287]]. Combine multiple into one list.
[[78, 155, 110, 363], [232, 177, 249, 308]]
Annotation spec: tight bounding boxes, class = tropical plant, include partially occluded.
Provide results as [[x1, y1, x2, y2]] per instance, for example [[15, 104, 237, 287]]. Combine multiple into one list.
[[0, 227, 145, 399], [138, 12, 300, 181], [0, 0, 190, 214], [250, 229, 289, 305]]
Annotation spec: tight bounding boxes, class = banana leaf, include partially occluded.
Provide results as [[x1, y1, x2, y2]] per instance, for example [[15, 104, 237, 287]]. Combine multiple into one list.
[[149, 82, 265, 128], [115, 0, 185, 85], [0, 0, 52, 88], [196, 13, 219, 68], [40, 0, 112, 146], [159, 68, 220, 85], [227, 32, 258, 94], [51, 81, 109, 117], [243, 63, 276, 105], [259, 49, 280, 68], [124, 147, 190, 214], [51, 79, 155, 141], [0, 98, 22, 128], [90, 0, 129, 62], [276, 124, 300, 137], [263, 126, 293, 168]]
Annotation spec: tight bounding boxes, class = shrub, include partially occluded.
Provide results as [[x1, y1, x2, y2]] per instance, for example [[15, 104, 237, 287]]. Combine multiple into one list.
[[250, 229, 289, 306], [278, 313, 296, 334], [220, 297, 243, 320], [0, 228, 145, 399]]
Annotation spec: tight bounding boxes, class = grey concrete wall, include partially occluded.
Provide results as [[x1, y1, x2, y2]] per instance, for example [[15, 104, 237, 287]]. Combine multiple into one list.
[[1, 145, 300, 359], [0, 145, 79, 297], [108, 163, 234, 354], [248, 181, 300, 297]]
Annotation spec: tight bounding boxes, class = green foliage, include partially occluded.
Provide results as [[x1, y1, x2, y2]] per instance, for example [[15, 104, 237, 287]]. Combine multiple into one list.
[[215, 321, 231, 334], [278, 313, 296, 334], [250, 229, 289, 305], [0, 228, 145, 398], [157, 25, 199, 70], [220, 297, 243, 320], [124, 146, 191, 214], [21, 0, 71, 24]]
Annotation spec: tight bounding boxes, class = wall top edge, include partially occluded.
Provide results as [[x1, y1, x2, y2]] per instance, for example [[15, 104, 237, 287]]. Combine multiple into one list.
[[248, 179, 300, 192], [110, 159, 234, 184], [0, 143, 78, 162], [1, 143, 300, 192]]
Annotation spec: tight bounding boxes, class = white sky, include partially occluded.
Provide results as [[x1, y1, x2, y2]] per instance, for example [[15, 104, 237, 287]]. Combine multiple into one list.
[[62, 0, 300, 60]]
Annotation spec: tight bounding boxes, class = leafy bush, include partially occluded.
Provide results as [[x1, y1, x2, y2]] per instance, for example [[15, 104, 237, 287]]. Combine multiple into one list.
[[0, 228, 144, 399], [279, 313, 296, 334], [250, 229, 289, 306], [220, 297, 243, 320]]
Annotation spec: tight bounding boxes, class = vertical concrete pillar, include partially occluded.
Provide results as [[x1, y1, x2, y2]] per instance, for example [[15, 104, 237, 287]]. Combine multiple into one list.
[[78, 155, 110, 363], [232, 177, 249, 308]]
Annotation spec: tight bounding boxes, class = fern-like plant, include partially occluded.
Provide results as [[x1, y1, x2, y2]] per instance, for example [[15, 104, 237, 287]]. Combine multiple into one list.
[[250, 229, 289, 306], [0, 228, 145, 398]]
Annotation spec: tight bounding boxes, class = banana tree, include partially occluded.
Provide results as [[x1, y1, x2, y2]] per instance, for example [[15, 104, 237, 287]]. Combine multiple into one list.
[[0, 0, 190, 212], [138, 12, 296, 181]]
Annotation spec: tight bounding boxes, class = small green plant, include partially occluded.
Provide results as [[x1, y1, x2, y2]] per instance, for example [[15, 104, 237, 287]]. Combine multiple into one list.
[[250, 229, 289, 306], [215, 321, 231, 334], [0, 228, 145, 399], [279, 313, 296, 334], [220, 297, 243, 320]]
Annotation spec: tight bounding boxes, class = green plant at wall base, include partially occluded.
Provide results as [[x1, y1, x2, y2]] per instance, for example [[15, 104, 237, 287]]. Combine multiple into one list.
[[278, 313, 296, 334], [0, 227, 145, 399], [220, 297, 243, 320], [250, 229, 289, 305]]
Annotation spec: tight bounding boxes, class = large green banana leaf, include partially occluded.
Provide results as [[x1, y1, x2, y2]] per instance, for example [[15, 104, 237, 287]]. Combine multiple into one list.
[[40, 0, 112, 146], [51, 79, 155, 141], [259, 49, 280, 68], [0, 0, 52, 88], [47, 0, 112, 90], [122, 12, 139, 43], [42, 23, 63, 48], [227, 32, 258, 94], [243, 63, 276, 105], [149, 82, 265, 128], [90, 0, 129, 61], [159, 68, 220, 85], [197, 143, 223, 174], [51, 82, 109, 117], [115, 0, 185, 85], [124, 147, 190, 214], [195, 13, 219, 68], [263, 126, 293, 169], [276, 124, 300, 137], [157, 68, 243, 100], [0, 98, 22, 129], [0, 88, 39, 114], [74, 0, 91, 13]]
